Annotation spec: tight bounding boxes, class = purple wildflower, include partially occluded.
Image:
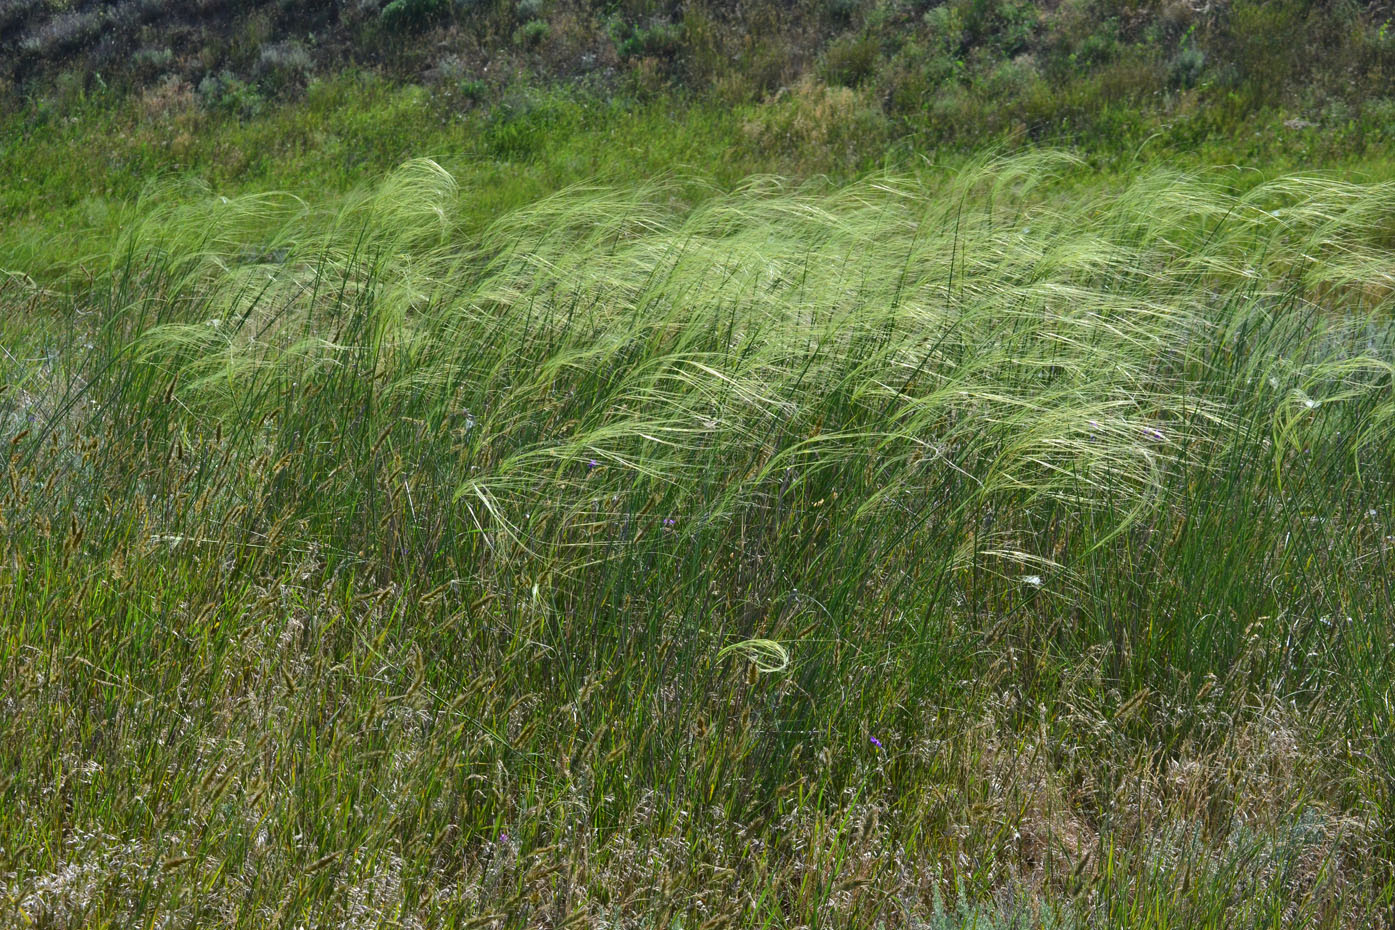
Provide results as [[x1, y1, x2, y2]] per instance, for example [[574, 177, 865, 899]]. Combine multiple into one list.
[[869, 736, 883, 750], [587, 459, 600, 470], [663, 517, 676, 527]]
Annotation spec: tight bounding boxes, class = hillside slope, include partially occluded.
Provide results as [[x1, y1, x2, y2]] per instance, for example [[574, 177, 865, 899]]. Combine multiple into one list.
[[5, 0, 1395, 148]]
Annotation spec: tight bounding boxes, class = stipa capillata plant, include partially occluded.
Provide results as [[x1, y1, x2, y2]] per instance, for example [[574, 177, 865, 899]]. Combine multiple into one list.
[[2, 153, 1394, 928]]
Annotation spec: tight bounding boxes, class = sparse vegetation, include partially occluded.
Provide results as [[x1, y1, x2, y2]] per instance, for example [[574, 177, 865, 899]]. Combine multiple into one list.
[[3, 0, 1395, 153]]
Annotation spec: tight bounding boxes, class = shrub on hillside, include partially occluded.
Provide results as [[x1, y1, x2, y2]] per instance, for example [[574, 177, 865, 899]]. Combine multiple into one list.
[[18, 10, 102, 56], [1218, 0, 1317, 101], [257, 39, 313, 92], [822, 0, 859, 26], [979, 52, 1042, 102], [138, 74, 195, 122], [132, 0, 175, 23], [197, 69, 263, 116], [379, 0, 452, 32], [0, 0, 42, 34], [956, 0, 1038, 58], [131, 46, 174, 80], [1169, 42, 1205, 89], [820, 33, 879, 87], [611, 19, 684, 62], [513, 17, 548, 47]]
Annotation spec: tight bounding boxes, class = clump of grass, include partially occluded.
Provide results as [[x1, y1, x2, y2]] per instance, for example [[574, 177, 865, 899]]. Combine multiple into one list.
[[2, 153, 1394, 926]]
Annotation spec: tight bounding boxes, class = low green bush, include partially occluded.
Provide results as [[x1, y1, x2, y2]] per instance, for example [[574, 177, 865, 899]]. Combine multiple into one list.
[[610, 18, 685, 62], [820, 33, 879, 87], [513, 17, 548, 47], [196, 69, 263, 116], [379, 0, 449, 32]]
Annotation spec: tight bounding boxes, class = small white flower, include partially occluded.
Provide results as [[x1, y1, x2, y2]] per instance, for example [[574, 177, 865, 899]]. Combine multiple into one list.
[[1022, 574, 1043, 588]]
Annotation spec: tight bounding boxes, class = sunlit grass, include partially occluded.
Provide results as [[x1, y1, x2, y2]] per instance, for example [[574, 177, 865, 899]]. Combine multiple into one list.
[[2, 152, 1394, 927]]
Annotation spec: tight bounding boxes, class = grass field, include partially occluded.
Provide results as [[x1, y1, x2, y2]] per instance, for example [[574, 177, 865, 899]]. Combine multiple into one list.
[[3, 146, 1395, 927]]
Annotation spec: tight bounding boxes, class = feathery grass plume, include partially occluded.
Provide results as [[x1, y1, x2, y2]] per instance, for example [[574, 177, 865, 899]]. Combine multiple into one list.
[[716, 638, 790, 673], [112, 158, 1395, 570]]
